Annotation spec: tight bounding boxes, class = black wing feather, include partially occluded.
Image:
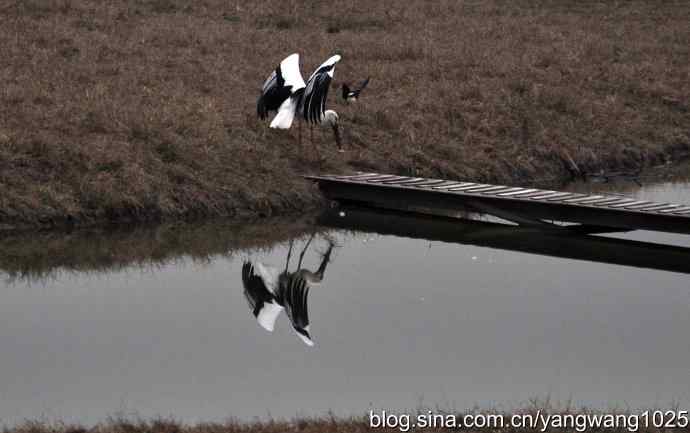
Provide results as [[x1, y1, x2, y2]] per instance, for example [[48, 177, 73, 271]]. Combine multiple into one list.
[[279, 273, 310, 330], [257, 65, 293, 120], [300, 67, 333, 124]]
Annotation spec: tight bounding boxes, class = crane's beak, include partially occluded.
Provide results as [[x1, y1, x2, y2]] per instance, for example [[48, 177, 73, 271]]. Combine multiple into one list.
[[331, 123, 343, 152]]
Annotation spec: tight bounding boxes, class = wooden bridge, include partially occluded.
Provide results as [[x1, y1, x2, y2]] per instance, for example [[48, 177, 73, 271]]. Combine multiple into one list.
[[305, 172, 690, 235]]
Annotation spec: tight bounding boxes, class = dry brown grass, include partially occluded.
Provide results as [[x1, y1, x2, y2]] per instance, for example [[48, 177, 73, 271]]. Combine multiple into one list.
[[5, 406, 690, 433], [1, 0, 688, 228]]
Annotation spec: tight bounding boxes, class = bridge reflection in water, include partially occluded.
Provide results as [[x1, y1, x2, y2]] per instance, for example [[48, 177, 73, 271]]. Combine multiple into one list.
[[318, 205, 690, 275]]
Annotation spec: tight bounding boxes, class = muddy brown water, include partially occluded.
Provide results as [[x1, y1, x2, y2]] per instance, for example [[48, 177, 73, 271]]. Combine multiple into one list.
[[1, 172, 689, 425]]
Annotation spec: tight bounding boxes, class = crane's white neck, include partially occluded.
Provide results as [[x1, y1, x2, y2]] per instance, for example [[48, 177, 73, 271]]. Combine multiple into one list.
[[322, 110, 339, 126]]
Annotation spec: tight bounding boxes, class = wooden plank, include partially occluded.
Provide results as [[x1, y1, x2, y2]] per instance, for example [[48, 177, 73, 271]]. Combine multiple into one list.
[[388, 177, 424, 185], [583, 197, 626, 206], [564, 195, 605, 204], [380, 176, 412, 184], [365, 174, 401, 182], [609, 200, 650, 208], [447, 183, 484, 191], [601, 198, 637, 207], [524, 191, 563, 200], [409, 179, 450, 187], [547, 193, 586, 201], [478, 186, 517, 194], [342, 173, 380, 180], [463, 185, 507, 193], [498, 188, 539, 197], [622, 201, 655, 209], [511, 190, 552, 198], [431, 181, 470, 190], [661, 205, 690, 214]]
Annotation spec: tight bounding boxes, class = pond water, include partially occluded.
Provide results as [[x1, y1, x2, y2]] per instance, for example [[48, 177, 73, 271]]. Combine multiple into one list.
[[1, 171, 689, 425]]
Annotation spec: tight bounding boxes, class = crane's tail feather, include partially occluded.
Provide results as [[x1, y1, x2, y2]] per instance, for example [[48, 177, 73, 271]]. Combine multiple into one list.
[[270, 97, 298, 129], [256, 302, 284, 332]]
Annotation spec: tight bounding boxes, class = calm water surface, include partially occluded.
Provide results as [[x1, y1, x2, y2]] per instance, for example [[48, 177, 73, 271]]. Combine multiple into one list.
[[1, 174, 689, 425]]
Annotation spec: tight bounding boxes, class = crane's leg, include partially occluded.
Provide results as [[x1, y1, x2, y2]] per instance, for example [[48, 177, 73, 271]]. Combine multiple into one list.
[[298, 119, 302, 146], [309, 124, 321, 161], [297, 233, 315, 269], [332, 124, 343, 152], [285, 240, 294, 273], [313, 242, 334, 282]]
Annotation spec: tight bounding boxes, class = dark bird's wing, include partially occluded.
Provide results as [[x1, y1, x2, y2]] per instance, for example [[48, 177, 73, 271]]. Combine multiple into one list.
[[242, 261, 283, 332], [300, 54, 341, 124], [353, 77, 370, 94], [257, 53, 305, 120], [278, 273, 314, 346]]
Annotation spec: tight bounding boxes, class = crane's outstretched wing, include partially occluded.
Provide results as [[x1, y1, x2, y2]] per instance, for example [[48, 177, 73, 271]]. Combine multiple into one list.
[[300, 54, 341, 124], [257, 53, 306, 120], [278, 273, 314, 346], [242, 261, 283, 332]]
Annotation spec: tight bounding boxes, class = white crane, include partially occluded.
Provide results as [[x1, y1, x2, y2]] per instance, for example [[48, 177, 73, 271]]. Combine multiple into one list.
[[257, 53, 342, 150], [241, 236, 334, 346]]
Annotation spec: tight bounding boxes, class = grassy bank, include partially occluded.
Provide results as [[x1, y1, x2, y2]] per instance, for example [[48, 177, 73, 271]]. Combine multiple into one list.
[[5, 408, 690, 433], [1, 0, 688, 229]]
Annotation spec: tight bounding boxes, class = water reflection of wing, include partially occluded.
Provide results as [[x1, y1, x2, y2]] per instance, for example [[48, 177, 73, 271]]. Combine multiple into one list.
[[255, 262, 280, 293], [242, 261, 283, 332], [279, 273, 314, 346]]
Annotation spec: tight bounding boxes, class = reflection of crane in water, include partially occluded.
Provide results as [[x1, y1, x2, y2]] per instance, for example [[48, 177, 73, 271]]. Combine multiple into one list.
[[242, 234, 334, 346]]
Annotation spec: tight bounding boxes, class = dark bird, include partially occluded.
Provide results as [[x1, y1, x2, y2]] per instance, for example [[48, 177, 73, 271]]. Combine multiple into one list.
[[341, 77, 370, 103], [241, 236, 334, 346]]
